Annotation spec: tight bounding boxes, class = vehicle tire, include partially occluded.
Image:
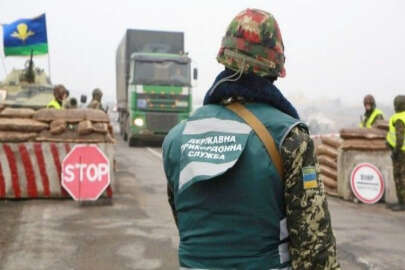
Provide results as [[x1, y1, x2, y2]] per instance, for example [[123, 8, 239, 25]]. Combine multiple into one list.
[[128, 137, 137, 147]]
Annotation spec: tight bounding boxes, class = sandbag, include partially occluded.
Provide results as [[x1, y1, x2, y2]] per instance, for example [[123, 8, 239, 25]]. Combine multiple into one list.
[[78, 120, 93, 135], [93, 123, 108, 134], [320, 174, 338, 189], [0, 118, 48, 132], [316, 144, 338, 160], [324, 185, 338, 197], [33, 108, 85, 122], [50, 119, 67, 135], [36, 130, 109, 143], [318, 155, 337, 170], [0, 131, 37, 142], [320, 165, 337, 180], [33, 109, 110, 123], [375, 120, 389, 131], [320, 136, 341, 149], [341, 139, 387, 151], [0, 108, 35, 118], [340, 128, 386, 140], [84, 109, 110, 122], [105, 133, 116, 144]]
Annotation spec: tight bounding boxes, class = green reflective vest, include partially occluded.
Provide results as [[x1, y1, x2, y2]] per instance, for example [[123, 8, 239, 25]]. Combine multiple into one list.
[[386, 111, 405, 151], [360, 108, 384, 128], [163, 103, 305, 270], [47, 99, 62, 110]]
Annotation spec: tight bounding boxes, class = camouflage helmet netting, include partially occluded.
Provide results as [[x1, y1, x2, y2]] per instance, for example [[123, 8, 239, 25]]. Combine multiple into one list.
[[217, 8, 286, 78]]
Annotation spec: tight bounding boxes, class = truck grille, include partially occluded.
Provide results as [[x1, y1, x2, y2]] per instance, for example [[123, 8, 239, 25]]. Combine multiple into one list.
[[145, 112, 178, 133], [137, 93, 188, 111]]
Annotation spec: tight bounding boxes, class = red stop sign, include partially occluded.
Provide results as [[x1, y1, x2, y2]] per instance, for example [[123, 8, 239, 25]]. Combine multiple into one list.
[[62, 145, 110, 201]]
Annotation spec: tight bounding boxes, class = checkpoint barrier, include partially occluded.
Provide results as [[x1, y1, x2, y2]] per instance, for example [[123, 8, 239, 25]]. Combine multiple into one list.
[[0, 142, 114, 199], [337, 127, 398, 204]]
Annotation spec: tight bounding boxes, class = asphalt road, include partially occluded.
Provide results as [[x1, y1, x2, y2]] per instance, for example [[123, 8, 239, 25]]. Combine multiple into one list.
[[0, 138, 404, 269]]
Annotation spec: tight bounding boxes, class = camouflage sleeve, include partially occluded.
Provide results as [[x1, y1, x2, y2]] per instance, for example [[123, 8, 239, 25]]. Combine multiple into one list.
[[87, 100, 101, 110], [281, 126, 340, 270], [395, 119, 405, 151]]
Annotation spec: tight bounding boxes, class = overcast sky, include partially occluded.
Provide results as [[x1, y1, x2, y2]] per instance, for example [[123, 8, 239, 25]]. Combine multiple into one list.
[[0, 0, 404, 107]]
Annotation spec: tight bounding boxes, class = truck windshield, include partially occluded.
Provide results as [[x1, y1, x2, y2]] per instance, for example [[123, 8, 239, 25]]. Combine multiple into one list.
[[134, 60, 190, 87]]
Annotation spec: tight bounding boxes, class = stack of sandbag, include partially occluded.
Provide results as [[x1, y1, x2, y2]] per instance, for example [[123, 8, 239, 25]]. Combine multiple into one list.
[[339, 128, 387, 151], [0, 107, 114, 143], [0, 107, 46, 142], [374, 119, 389, 132], [316, 136, 341, 196]]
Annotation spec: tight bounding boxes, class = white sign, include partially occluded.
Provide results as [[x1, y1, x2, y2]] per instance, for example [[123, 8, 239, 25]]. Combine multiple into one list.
[[351, 163, 384, 204]]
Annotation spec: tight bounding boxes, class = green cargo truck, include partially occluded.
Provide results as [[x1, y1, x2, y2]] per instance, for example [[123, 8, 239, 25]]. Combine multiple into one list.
[[116, 29, 197, 146]]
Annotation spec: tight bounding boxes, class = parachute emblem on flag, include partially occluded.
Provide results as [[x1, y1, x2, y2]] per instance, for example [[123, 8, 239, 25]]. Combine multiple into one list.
[[11, 23, 35, 42]]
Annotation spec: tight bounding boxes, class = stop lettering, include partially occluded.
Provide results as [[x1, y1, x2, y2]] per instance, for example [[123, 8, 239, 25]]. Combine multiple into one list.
[[62, 145, 110, 201]]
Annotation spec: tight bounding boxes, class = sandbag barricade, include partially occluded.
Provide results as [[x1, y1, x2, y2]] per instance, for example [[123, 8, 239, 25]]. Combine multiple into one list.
[[315, 135, 341, 196], [0, 108, 115, 199], [337, 127, 398, 204]]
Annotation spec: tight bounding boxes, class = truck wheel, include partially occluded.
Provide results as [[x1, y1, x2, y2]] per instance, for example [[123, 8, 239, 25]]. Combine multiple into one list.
[[128, 137, 137, 147]]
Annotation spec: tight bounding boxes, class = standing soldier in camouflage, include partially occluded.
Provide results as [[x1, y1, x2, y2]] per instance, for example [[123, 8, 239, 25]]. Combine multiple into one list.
[[163, 9, 340, 270], [87, 88, 103, 110], [386, 95, 405, 211], [360, 94, 384, 128]]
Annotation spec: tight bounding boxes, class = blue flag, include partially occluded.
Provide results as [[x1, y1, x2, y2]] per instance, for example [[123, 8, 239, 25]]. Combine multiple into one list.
[[2, 14, 48, 56]]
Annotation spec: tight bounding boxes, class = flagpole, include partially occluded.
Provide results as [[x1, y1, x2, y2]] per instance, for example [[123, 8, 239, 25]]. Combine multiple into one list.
[[0, 23, 7, 77], [47, 51, 52, 81], [0, 55, 6, 76]]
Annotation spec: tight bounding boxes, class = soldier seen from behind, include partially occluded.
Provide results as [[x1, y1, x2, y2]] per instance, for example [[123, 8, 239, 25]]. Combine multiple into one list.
[[47, 84, 67, 110], [386, 95, 405, 211], [163, 8, 340, 270], [360, 94, 384, 128]]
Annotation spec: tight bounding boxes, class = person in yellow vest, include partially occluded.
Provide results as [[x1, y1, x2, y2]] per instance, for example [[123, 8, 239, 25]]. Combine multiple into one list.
[[386, 95, 405, 211], [360, 94, 384, 128], [47, 84, 67, 110]]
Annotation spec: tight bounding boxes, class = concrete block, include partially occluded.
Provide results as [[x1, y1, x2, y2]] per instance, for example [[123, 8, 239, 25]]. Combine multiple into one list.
[[337, 149, 398, 204]]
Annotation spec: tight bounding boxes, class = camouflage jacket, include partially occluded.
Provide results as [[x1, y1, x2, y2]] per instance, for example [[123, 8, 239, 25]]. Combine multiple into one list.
[[87, 99, 102, 110], [282, 126, 340, 269], [167, 125, 340, 269]]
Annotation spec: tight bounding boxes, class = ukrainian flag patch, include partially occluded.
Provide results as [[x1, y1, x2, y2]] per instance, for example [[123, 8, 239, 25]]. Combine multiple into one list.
[[302, 166, 318, 189]]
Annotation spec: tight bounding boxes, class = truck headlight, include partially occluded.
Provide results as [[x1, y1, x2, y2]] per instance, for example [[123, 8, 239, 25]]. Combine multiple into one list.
[[134, 118, 144, 127], [175, 100, 188, 107]]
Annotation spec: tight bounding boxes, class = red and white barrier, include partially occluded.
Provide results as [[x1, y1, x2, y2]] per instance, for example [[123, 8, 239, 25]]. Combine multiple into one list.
[[0, 143, 114, 199]]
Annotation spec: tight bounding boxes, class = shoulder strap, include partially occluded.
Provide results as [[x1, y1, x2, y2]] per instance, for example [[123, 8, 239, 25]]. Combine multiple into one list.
[[226, 102, 284, 178]]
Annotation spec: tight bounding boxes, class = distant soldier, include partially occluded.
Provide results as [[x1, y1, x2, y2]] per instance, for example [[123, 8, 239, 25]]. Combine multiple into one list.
[[386, 95, 405, 211], [47, 84, 67, 110], [360, 94, 384, 128], [65, 97, 78, 109], [87, 88, 103, 110]]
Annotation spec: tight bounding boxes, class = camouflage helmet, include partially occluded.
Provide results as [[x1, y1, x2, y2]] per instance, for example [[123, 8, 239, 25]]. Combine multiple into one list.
[[394, 95, 405, 112], [92, 88, 103, 98], [217, 8, 286, 78]]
